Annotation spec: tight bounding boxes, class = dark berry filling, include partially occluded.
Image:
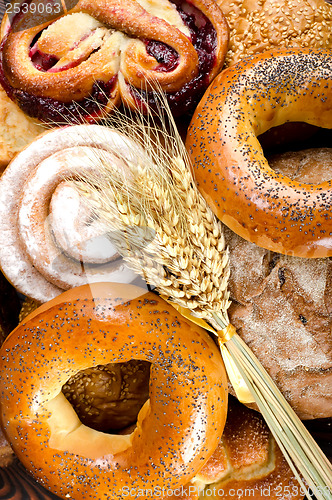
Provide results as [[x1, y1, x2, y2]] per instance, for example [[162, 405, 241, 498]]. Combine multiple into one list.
[[145, 40, 179, 72], [29, 31, 59, 72], [0, 23, 117, 123], [132, 0, 218, 116], [0, 32, 116, 123], [29, 27, 104, 73], [11, 78, 117, 123], [29, 48, 59, 72]]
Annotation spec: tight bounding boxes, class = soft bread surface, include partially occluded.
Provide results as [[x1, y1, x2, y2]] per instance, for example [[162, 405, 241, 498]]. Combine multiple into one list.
[[217, 0, 332, 67], [225, 148, 332, 419], [186, 48, 332, 258], [0, 283, 228, 499]]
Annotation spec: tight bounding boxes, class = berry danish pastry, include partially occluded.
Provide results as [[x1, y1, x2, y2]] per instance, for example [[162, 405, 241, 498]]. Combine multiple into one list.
[[0, 0, 229, 122]]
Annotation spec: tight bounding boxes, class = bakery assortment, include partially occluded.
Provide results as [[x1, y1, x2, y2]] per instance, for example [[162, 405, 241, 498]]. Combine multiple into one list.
[[0, 0, 228, 122], [186, 48, 332, 258], [0, 283, 228, 499], [0, 0, 331, 498]]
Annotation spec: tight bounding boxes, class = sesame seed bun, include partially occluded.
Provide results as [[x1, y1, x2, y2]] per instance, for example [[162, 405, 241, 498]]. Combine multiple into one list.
[[216, 0, 332, 67]]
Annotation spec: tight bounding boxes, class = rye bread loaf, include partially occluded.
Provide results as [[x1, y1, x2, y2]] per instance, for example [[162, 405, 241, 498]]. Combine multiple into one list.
[[226, 149, 332, 419]]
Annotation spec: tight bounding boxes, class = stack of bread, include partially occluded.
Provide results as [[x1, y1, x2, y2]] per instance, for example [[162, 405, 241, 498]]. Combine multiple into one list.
[[0, 0, 331, 498]]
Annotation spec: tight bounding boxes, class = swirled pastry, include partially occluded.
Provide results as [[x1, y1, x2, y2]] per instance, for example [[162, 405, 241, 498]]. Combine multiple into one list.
[[0, 125, 139, 302], [0, 0, 229, 122]]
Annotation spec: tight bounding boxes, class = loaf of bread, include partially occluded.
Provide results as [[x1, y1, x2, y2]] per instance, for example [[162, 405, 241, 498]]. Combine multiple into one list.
[[225, 148, 332, 419]]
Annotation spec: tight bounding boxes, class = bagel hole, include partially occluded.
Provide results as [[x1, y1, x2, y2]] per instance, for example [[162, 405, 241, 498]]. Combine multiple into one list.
[[260, 123, 332, 184], [62, 359, 151, 434], [260, 122, 332, 155]]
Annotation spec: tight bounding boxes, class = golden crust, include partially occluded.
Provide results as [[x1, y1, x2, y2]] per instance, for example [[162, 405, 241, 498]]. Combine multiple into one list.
[[0, 0, 228, 120], [217, 0, 332, 67], [186, 48, 332, 258], [0, 283, 228, 499], [0, 85, 44, 172], [196, 399, 305, 500], [198, 401, 270, 484]]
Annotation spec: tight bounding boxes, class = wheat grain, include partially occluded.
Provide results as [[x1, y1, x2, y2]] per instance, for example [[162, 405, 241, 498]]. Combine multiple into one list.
[[73, 108, 230, 323]]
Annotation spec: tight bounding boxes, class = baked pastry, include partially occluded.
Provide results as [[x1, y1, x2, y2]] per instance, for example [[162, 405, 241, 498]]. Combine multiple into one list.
[[0, 282, 228, 499], [216, 0, 332, 67], [61, 367, 307, 500], [62, 359, 151, 432], [195, 397, 305, 500], [224, 148, 332, 420], [0, 0, 229, 122], [0, 84, 44, 171], [0, 125, 139, 302]]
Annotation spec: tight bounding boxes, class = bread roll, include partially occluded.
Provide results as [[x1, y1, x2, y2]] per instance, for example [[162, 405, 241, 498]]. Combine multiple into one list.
[[0, 282, 228, 499], [195, 397, 305, 500], [186, 48, 332, 258], [216, 0, 332, 67]]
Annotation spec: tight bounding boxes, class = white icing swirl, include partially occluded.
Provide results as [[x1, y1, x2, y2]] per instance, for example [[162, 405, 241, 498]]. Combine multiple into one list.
[[0, 125, 139, 302]]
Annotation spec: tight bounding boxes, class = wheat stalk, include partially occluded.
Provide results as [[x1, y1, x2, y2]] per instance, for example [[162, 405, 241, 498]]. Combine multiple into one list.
[[78, 156, 230, 324], [70, 94, 332, 500]]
